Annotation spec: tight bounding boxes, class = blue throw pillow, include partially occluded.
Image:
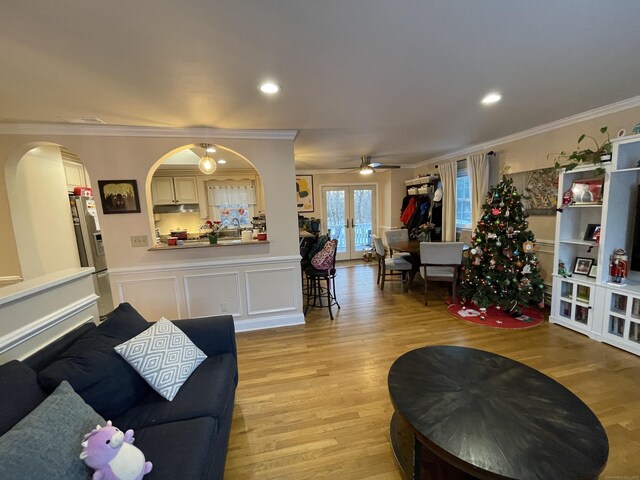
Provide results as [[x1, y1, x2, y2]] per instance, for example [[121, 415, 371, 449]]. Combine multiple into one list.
[[0, 360, 47, 435], [37, 303, 152, 418], [0, 381, 104, 480]]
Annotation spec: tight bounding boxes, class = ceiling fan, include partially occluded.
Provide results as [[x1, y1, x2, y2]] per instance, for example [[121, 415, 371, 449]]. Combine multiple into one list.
[[343, 156, 402, 175]]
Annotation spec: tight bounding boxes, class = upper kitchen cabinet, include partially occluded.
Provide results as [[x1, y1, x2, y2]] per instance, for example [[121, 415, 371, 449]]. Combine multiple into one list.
[[61, 148, 90, 193], [152, 176, 198, 205]]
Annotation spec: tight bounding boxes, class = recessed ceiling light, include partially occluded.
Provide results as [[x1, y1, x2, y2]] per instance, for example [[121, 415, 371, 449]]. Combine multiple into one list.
[[481, 92, 502, 105], [259, 81, 281, 95], [218, 159, 226, 164]]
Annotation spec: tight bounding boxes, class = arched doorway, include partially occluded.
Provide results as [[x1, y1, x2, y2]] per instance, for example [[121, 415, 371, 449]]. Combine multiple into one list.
[[4, 143, 114, 316]]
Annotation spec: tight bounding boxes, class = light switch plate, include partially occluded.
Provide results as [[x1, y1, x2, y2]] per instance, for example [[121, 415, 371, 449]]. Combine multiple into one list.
[[130, 235, 149, 247]]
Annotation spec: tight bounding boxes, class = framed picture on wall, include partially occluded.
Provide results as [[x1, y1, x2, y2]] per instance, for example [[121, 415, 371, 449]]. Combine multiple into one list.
[[97, 180, 141, 214], [296, 175, 314, 212]]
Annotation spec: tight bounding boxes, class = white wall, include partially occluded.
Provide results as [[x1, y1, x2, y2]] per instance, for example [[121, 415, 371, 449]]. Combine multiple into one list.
[[6, 145, 79, 279]]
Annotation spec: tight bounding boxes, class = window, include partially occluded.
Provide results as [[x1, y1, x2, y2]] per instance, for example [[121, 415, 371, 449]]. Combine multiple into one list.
[[208, 185, 256, 227], [456, 161, 472, 229]]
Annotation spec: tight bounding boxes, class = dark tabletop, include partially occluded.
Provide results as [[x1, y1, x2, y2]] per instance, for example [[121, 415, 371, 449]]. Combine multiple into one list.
[[388, 346, 609, 480]]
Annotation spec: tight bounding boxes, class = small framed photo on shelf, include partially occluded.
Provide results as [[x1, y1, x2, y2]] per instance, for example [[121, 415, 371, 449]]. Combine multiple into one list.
[[570, 178, 604, 204], [587, 264, 597, 278], [583, 224, 601, 241], [573, 257, 594, 275]]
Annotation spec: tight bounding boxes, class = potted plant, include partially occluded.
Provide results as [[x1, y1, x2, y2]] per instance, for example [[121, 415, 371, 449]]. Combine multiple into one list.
[[207, 221, 222, 244], [551, 126, 611, 175]]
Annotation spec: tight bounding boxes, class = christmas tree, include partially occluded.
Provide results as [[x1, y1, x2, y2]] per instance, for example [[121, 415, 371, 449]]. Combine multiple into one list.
[[459, 176, 545, 312]]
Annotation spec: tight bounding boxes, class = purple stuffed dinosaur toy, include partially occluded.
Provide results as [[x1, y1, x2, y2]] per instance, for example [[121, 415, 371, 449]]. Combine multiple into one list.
[[80, 420, 153, 480]]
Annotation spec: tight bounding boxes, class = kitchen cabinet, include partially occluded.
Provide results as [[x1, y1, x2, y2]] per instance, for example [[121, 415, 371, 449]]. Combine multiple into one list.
[[63, 159, 88, 193], [152, 176, 199, 205]]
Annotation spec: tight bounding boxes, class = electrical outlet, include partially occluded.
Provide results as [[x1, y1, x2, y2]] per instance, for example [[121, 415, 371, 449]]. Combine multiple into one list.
[[220, 302, 228, 313], [130, 235, 149, 247]]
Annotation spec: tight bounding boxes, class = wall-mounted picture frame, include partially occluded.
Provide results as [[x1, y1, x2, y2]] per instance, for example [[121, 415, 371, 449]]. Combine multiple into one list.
[[588, 264, 598, 278], [296, 175, 314, 212], [573, 257, 594, 275], [570, 178, 604, 205], [97, 180, 141, 214], [583, 224, 601, 241]]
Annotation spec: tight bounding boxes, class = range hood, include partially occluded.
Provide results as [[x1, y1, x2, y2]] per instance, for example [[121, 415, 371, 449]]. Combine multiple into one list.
[[153, 204, 200, 214]]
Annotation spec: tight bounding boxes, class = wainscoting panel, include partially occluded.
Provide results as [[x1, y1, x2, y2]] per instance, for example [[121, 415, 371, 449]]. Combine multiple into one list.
[[0, 268, 99, 362], [116, 276, 181, 320], [184, 272, 242, 318], [108, 256, 305, 331], [245, 267, 297, 315]]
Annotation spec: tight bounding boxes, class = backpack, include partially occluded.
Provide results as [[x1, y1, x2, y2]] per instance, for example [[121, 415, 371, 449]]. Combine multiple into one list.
[[311, 239, 337, 270]]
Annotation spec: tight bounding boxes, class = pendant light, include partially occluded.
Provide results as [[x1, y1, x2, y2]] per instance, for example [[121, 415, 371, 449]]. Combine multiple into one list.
[[198, 144, 217, 175]]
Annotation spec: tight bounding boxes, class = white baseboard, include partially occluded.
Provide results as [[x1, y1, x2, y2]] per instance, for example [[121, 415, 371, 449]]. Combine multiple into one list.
[[234, 312, 305, 332]]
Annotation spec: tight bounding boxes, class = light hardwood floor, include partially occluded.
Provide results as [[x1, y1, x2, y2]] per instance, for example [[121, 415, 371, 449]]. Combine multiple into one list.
[[225, 263, 640, 479]]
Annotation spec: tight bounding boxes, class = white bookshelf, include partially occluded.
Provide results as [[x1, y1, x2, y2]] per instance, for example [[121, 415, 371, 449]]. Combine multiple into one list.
[[550, 135, 640, 356]]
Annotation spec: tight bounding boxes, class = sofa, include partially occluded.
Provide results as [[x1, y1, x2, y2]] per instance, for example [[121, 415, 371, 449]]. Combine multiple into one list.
[[0, 303, 238, 480]]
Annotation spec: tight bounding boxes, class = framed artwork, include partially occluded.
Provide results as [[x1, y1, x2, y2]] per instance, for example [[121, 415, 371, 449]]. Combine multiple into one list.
[[570, 178, 604, 205], [573, 257, 594, 275], [296, 175, 314, 212], [588, 264, 598, 278], [97, 180, 141, 214], [509, 167, 559, 216], [583, 224, 601, 241]]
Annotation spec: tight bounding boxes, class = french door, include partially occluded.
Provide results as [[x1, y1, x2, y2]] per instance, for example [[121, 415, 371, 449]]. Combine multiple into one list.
[[322, 185, 377, 261]]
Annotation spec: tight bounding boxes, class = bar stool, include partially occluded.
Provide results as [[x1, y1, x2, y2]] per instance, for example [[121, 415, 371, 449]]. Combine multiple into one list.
[[304, 239, 340, 319]]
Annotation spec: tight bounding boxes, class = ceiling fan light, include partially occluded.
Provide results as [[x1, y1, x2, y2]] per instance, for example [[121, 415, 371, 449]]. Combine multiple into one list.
[[198, 153, 217, 175], [360, 166, 374, 175]]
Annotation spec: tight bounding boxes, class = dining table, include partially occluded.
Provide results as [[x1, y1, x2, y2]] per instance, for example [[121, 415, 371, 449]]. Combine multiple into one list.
[[387, 240, 469, 289]]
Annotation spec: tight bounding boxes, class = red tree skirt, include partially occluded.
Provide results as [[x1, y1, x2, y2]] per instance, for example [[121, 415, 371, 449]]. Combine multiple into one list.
[[447, 301, 544, 329]]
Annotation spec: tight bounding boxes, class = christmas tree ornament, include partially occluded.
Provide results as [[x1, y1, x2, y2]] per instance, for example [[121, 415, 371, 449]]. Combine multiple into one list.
[[513, 249, 520, 256], [496, 241, 502, 247], [499, 202, 505, 207], [522, 241, 534, 253], [523, 264, 532, 274], [505, 208, 510, 217], [492, 207, 501, 215]]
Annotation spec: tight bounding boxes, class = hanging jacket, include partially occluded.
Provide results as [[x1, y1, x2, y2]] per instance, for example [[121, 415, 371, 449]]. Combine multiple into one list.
[[400, 197, 417, 225]]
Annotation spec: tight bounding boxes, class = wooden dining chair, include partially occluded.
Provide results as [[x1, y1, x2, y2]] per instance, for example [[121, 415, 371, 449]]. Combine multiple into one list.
[[419, 242, 464, 305], [383, 229, 411, 259], [372, 235, 412, 291]]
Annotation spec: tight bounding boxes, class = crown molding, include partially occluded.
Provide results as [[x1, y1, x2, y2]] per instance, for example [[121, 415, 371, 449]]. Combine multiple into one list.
[[0, 123, 298, 140], [416, 95, 640, 168]]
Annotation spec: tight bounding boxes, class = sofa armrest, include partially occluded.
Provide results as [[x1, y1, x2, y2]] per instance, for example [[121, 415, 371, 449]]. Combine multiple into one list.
[[173, 315, 237, 359]]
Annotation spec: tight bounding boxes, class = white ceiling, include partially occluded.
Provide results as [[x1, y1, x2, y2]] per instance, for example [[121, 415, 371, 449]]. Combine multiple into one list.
[[1, 1, 639, 170]]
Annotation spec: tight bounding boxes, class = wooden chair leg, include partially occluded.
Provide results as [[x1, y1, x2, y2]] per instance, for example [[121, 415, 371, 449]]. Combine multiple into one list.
[[326, 276, 333, 320], [423, 266, 429, 306], [452, 269, 458, 304], [332, 275, 340, 309], [380, 264, 386, 291], [376, 260, 382, 285]]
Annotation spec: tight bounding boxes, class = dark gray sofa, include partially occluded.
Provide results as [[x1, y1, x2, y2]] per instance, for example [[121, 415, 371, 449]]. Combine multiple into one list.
[[0, 303, 238, 480]]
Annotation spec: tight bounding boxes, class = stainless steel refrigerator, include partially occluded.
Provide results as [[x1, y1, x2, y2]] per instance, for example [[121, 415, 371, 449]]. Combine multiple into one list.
[[69, 195, 114, 318]]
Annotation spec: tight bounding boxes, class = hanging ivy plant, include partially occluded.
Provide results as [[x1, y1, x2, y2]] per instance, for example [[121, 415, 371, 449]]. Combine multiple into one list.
[[550, 126, 611, 175]]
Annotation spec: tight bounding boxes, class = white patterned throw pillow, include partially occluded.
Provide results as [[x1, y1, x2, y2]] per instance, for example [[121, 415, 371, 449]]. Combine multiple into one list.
[[114, 318, 206, 401]]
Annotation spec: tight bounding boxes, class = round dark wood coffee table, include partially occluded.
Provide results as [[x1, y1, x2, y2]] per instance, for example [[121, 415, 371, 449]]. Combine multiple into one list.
[[388, 346, 608, 480]]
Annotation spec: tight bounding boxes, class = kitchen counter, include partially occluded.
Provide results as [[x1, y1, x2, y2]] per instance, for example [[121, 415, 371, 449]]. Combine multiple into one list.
[[149, 239, 270, 251]]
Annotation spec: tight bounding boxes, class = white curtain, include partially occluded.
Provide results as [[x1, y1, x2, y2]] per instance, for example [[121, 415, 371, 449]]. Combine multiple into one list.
[[210, 185, 256, 206], [468, 153, 490, 229], [438, 161, 457, 242]]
